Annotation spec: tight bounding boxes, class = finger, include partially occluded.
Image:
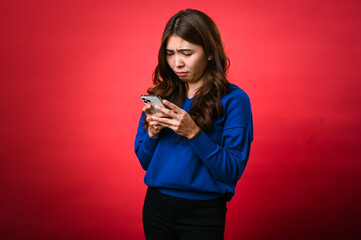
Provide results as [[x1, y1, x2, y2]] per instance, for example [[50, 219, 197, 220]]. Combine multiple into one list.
[[143, 104, 151, 112], [151, 116, 177, 126], [153, 112, 170, 118], [143, 104, 153, 115], [150, 123, 165, 132], [155, 104, 183, 119], [157, 121, 178, 133], [154, 105, 174, 118], [148, 119, 163, 127], [162, 100, 181, 112]]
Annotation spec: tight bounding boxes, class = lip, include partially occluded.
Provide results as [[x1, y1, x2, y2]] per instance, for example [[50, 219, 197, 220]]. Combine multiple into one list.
[[177, 72, 188, 77]]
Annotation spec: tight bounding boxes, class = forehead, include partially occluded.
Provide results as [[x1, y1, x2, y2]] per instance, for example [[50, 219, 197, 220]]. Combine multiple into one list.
[[166, 35, 201, 50]]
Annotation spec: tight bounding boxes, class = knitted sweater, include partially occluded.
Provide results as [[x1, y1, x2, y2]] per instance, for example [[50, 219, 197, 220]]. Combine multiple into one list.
[[134, 84, 253, 201]]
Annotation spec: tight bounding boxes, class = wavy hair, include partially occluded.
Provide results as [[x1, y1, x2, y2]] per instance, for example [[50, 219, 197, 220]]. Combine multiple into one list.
[[148, 9, 230, 132]]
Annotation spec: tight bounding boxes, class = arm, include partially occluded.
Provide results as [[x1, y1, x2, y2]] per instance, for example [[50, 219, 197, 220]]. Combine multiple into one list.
[[134, 103, 170, 170], [152, 91, 253, 184], [189, 92, 253, 184], [189, 91, 253, 183], [188, 126, 252, 184], [134, 113, 160, 170]]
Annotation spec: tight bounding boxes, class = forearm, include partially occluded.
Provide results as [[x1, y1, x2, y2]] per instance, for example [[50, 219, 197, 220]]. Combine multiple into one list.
[[188, 128, 251, 184], [134, 115, 159, 170], [135, 131, 159, 170]]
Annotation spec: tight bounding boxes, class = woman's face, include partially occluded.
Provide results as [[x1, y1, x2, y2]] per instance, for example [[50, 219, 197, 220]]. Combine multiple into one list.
[[166, 35, 210, 85]]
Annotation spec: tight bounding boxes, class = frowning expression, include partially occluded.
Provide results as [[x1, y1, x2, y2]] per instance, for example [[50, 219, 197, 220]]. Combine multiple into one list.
[[166, 35, 210, 84]]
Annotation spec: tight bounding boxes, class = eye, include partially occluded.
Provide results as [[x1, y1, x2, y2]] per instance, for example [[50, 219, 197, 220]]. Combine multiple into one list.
[[182, 51, 193, 56], [166, 51, 174, 56]]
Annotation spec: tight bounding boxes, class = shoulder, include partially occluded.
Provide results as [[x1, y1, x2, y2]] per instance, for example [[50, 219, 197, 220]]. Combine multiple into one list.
[[221, 84, 251, 107], [220, 83, 252, 127]]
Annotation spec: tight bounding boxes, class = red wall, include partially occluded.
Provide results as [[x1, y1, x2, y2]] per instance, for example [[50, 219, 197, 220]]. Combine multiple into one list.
[[1, 0, 360, 239]]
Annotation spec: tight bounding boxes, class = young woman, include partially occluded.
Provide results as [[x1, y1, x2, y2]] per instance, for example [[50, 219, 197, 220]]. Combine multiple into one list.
[[134, 9, 253, 240]]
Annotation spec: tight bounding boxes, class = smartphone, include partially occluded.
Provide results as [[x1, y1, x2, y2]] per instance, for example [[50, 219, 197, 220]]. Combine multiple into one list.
[[141, 95, 166, 114]]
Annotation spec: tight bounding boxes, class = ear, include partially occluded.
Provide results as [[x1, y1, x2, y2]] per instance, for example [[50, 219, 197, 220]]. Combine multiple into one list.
[[208, 55, 213, 61]]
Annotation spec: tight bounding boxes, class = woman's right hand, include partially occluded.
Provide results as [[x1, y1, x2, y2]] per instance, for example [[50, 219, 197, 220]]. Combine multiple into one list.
[[143, 104, 169, 138]]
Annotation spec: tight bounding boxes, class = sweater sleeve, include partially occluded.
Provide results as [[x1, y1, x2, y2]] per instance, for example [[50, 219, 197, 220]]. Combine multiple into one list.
[[188, 90, 253, 184], [134, 113, 159, 170]]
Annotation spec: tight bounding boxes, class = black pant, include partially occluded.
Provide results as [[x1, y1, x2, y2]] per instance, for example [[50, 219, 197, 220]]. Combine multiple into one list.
[[143, 187, 227, 240]]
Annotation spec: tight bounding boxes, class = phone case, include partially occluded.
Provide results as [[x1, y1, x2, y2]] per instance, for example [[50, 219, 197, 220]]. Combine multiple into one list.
[[141, 95, 165, 114]]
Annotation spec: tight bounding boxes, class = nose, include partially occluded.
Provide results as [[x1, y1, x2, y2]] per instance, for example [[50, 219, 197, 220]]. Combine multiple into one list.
[[175, 54, 184, 68]]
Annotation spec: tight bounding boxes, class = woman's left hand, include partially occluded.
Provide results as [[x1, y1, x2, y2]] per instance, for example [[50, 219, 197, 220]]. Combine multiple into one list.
[[151, 99, 201, 140]]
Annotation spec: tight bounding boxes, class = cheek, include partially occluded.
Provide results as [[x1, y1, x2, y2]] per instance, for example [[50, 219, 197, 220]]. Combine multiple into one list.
[[166, 57, 173, 69], [193, 59, 208, 74]]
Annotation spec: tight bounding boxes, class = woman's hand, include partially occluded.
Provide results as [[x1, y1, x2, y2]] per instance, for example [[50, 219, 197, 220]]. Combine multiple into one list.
[[143, 104, 169, 138], [151, 100, 201, 140]]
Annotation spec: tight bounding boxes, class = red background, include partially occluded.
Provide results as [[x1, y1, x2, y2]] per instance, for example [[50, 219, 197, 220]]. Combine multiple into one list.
[[1, 0, 360, 239]]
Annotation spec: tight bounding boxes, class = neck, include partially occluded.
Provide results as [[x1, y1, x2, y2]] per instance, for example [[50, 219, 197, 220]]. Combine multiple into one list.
[[186, 79, 203, 98]]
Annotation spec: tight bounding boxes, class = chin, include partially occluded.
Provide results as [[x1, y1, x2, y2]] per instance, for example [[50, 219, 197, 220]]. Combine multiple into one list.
[[179, 78, 190, 82]]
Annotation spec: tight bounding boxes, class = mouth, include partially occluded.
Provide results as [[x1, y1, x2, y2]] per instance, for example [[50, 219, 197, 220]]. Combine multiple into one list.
[[177, 72, 188, 77]]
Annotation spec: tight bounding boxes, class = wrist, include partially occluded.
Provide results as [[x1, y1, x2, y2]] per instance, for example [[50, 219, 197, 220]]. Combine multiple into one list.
[[187, 127, 201, 140], [148, 129, 159, 139]]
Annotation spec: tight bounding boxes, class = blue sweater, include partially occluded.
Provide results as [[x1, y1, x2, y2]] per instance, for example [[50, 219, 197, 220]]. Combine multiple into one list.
[[134, 84, 253, 201]]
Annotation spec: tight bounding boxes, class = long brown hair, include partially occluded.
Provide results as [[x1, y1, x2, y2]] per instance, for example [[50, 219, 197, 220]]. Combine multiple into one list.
[[148, 9, 230, 132]]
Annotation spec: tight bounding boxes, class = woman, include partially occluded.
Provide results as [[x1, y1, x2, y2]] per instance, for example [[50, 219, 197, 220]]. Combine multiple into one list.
[[134, 9, 253, 240]]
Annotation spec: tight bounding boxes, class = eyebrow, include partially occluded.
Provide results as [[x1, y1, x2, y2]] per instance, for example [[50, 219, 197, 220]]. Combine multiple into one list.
[[166, 48, 193, 52]]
